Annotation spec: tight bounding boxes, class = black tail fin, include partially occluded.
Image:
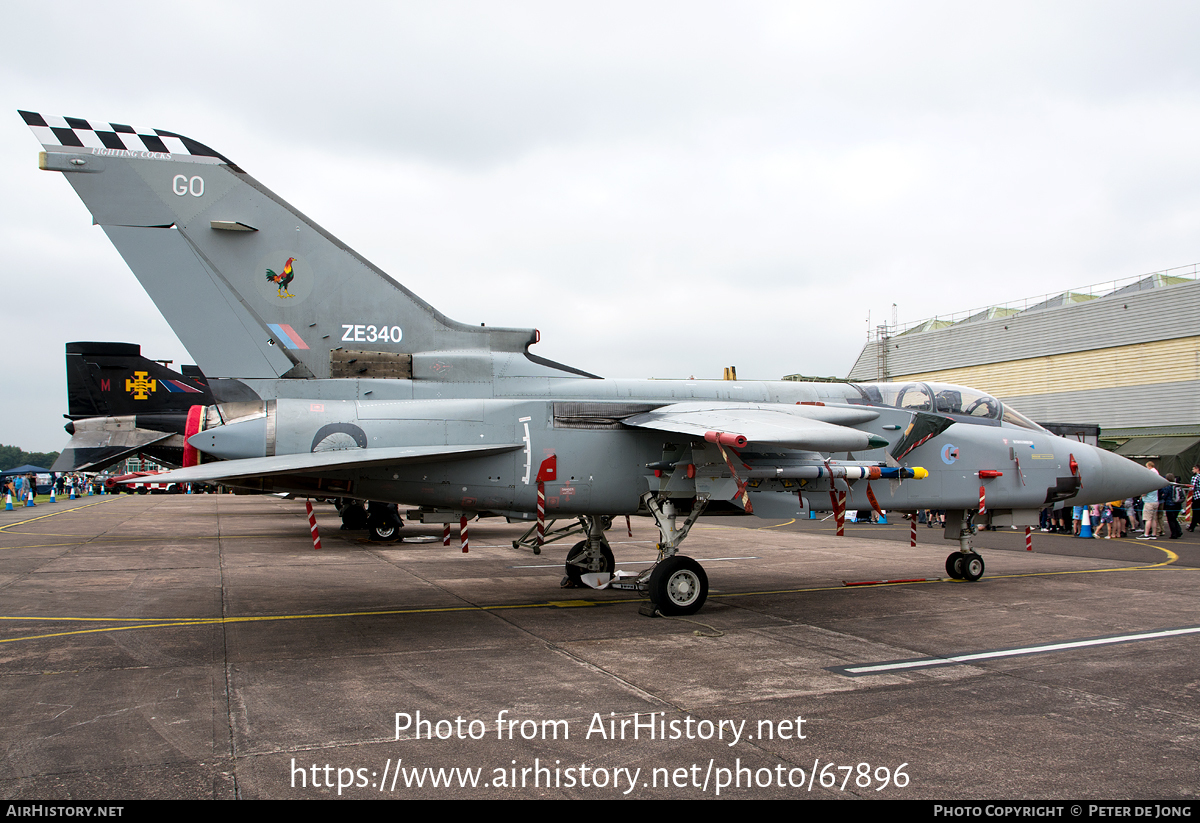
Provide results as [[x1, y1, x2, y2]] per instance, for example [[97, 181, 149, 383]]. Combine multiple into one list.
[[54, 342, 216, 472], [66, 341, 213, 419]]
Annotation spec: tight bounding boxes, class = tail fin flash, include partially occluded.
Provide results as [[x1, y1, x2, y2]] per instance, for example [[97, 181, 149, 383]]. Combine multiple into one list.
[[24, 110, 541, 381]]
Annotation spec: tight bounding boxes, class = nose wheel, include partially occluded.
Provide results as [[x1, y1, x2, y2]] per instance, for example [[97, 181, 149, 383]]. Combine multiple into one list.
[[945, 551, 984, 581]]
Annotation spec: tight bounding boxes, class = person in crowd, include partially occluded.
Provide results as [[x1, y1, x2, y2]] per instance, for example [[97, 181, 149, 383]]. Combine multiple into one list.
[[1163, 474, 1183, 539], [1094, 502, 1113, 539], [1139, 461, 1161, 540], [1110, 499, 1128, 539], [1189, 465, 1199, 533]]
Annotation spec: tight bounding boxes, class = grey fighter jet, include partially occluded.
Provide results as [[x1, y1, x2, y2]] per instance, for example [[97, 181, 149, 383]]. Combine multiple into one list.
[[22, 110, 1163, 615]]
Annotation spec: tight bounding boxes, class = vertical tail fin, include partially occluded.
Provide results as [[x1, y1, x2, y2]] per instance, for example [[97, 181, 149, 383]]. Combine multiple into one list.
[[23, 111, 541, 381], [65, 341, 213, 419], [54, 342, 215, 472]]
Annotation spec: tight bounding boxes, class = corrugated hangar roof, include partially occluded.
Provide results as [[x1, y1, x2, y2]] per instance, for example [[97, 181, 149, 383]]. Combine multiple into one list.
[[848, 267, 1200, 380], [844, 266, 1200, 433]]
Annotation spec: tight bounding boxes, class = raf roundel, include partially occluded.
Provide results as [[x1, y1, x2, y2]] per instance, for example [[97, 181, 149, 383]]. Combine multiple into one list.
[[940, 444, 959, 465]]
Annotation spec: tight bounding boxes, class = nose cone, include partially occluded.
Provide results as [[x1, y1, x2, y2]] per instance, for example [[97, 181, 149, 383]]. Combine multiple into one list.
[[188, 415, 267, 460], [1075, 445, 1163, 503]]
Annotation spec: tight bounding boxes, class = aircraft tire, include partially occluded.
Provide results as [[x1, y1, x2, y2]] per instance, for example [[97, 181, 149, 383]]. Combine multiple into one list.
[[338, 501, 369, 530], [649, 556, 708, 616], [945, 553, 965, 580], [961, 552, 985, 581], [369, 523, 399, 541], [367, 502, 403, 541], [564, 540, 615, 587]]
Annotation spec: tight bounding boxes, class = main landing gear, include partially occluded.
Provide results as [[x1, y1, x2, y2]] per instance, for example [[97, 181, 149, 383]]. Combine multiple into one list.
[[337, 499, 368, 530], [334, 499, 405, 542], [556, 495, 711, 616], [367, 502, 404, 542], [944, 510, 985, 582]]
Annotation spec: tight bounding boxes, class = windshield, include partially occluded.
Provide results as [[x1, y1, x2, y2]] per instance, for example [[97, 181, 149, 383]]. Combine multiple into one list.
[[999, 402, 1047, 431], [851, 381, 1030, 425]]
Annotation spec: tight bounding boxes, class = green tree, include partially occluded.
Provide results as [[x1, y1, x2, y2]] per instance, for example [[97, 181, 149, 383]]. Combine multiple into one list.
[[0, 445, 61, 472]]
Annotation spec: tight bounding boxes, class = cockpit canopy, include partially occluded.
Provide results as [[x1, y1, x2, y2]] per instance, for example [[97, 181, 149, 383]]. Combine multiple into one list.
[[848, 381, 1045, 431]]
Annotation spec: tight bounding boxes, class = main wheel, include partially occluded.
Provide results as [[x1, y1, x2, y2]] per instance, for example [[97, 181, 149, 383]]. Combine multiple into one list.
[[369, 522, 399, 541], [339, 501, 368, 530], [565, 540, 615, 587], [649, 556, 708, 615], [945, 553, 964, 579], [367, 502, 403, 541], [961, 552, 985, 581]]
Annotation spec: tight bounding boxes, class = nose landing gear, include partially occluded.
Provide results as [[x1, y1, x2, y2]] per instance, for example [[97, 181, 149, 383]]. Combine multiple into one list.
[[945, 550, 984, 581], [945, 510, 985, 582]]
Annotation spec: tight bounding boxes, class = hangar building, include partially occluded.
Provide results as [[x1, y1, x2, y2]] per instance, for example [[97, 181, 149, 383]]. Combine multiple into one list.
[[844, 265, 1200, 479]]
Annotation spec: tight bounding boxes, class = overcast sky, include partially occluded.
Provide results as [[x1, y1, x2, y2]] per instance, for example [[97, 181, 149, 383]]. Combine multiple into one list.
[[3, 1, 1199, 452]]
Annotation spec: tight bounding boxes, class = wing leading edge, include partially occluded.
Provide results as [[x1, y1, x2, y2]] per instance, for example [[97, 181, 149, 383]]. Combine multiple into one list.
[[623, 402, 887, 452]]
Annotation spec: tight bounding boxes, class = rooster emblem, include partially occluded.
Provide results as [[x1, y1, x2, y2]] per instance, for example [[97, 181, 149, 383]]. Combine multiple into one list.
[[265, 257, 296, 298]]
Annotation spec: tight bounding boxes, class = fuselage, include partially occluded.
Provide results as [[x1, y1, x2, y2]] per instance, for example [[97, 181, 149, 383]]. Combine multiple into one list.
[[192, 375, 1159, 520]]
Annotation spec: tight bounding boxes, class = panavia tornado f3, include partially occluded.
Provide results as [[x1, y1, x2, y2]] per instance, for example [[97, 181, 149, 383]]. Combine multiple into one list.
[[22, 110, 1163, 615]]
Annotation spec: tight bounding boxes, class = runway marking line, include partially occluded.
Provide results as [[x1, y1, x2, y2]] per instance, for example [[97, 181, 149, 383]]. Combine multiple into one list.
[[981, 543, 1180, 578], [0, 498, 124, 533], [754, 518, 796, 530], [0, 528, 1187, 645], [0, 599, 652, 644], [830, 624, 1200, 676], [0, 534, 577, 550], [2, 549, 1186, 646], [0, 534, 383, 548]]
